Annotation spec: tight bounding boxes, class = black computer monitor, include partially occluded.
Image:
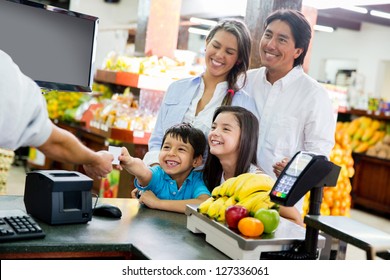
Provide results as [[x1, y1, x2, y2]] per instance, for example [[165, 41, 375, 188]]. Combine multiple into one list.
[[0, 0, 99, 92]]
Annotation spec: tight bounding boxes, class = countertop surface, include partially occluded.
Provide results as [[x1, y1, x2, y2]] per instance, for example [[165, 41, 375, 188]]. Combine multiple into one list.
[[0, 196, 229, 259], [0, 195, 315, 260]]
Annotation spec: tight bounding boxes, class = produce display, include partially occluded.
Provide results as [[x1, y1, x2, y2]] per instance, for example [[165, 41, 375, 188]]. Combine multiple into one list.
[[342, 116, 388, 154], [197, 173, 280, 237], [303, 120, 356, 217], [102, 52, 202, 79], [90, 89, 156, 133], [0, 148, 14, 194], [366, 134, 390, 159], [44, 90, 91, 121]]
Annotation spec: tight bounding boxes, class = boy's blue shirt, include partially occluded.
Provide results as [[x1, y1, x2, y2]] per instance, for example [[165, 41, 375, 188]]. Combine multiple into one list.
[[134, 165, 210, 199]]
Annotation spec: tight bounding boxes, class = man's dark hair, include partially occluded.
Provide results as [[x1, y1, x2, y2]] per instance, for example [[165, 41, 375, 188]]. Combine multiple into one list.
[[265, 9, 312, 67]]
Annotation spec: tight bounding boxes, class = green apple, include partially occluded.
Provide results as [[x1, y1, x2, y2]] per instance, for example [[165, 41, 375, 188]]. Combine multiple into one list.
[[253, 208, 280, 234]]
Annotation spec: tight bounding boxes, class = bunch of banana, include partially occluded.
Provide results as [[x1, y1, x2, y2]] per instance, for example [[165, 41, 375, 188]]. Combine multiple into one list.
[[197, 173, 277, 222], [206, 196, 228, 220], [236, 191, 275, 216], [197, 197, 215, 215], [233, 173, 274, 202], [214, 196, 236, 222], [211, 176, 236, 198]]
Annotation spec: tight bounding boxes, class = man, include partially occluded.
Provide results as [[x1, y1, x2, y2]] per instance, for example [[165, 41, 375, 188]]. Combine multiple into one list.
[[243, 10, 336, 211], [0, 49, 113, 179]]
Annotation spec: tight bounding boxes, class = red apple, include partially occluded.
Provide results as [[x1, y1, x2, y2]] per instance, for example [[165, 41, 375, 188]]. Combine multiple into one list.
[[225, 205, 249, 229]]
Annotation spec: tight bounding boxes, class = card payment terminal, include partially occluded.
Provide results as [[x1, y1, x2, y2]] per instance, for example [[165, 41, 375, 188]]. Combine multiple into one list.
[[264, 151, 341, 259], [270, 151, 340, 207]]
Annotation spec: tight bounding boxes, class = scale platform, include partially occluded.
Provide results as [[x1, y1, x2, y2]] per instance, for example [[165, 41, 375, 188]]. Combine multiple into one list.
[[185, 204, 325, 260]]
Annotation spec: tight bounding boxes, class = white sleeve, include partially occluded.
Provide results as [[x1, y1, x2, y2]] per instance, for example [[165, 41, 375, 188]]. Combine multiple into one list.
[[0, 50, 52, 150]]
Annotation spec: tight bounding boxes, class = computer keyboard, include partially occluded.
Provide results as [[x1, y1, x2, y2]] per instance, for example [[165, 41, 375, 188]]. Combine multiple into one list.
[[0, 211, 45, 242]]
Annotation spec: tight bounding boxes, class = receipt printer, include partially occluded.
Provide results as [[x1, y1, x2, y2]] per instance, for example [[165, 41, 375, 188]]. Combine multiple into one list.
[[24, 170, 93, 225]]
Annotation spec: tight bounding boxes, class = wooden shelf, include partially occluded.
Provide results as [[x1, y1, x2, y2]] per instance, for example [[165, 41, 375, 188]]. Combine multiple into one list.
[[351, 153, 390, 215], [89, 126, 150, 145], [339, 109, 390, 121], [94, 69, 174, 91]]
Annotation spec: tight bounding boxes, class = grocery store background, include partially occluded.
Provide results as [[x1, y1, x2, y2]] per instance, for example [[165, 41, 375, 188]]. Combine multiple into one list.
[[68, 0, 390, 100], [2, 0, 390, 260]]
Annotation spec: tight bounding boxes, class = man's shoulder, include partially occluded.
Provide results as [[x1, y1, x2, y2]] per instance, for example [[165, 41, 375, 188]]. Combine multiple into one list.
[[294, 70, 327, 94]]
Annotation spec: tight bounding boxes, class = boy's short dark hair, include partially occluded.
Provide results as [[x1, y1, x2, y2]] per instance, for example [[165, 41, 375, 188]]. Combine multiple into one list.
[[161, 123, 206, 158]]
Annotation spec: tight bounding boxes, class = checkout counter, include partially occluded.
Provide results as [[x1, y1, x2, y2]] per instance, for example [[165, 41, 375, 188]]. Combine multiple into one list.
[[0, 196, 229, 259], [2, 152, 388, 260], [0, 195, 311, 260]]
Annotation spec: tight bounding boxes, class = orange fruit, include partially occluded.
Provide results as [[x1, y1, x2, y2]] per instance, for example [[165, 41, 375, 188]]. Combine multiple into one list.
[[237, 217, 264, 237]]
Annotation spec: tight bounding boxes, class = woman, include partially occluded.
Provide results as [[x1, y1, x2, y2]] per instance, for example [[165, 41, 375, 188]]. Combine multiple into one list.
[[143, 19, 258, 166]]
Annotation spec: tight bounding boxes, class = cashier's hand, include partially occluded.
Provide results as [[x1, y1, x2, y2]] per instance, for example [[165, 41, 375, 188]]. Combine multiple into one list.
[[272, 157, 289, 178], [83, 150, 114, 179], [138, 190, 160, 209]]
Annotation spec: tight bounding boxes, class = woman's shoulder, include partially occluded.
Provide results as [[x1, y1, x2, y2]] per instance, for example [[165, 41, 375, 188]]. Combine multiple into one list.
[[163, 76, 201, 101], [168, 75, 201, 89]]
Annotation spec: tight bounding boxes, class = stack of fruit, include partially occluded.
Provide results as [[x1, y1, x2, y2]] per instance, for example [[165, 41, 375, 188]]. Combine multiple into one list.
[[197, 173, 280, 237], [344, 116, 386, 153], [44, 90, 89, 121], [0, 148, 14, 194], [303, 121, 355, 217], [366, 133, 390, 159]]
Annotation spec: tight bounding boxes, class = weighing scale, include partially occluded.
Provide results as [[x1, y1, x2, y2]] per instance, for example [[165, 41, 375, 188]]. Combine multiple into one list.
[[186, 151, 341, 260]]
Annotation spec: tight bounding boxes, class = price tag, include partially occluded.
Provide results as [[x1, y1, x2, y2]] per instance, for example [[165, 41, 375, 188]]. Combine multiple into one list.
[[133, 130, 145, 138]]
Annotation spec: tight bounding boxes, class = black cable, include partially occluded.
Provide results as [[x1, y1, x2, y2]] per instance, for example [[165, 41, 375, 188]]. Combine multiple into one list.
[[92, 193, 99, 209]]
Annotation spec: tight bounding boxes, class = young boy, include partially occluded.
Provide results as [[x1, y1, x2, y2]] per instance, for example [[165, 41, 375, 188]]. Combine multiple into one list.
[[116, 123, 210, 213]]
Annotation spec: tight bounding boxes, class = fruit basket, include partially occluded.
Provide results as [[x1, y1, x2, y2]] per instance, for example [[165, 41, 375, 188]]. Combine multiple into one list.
[[185, 204, 325, 260], [0, 149, 15, 194]]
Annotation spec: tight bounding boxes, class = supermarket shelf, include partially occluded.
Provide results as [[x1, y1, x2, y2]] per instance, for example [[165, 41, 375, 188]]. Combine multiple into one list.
[[89, 125, 150, 145], [339, 109, 390, 121], [94, 69, 174, 91], [351, 153, 390, 215]]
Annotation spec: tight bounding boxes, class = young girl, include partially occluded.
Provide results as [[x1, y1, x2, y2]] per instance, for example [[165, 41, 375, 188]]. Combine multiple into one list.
[[203, 106, 304, 226], [143, 18, 258, 166]]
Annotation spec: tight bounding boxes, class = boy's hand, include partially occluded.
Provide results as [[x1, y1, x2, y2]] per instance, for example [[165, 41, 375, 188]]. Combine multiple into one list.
[[115, 147, 134, 170], [138, 190, 160, 209]]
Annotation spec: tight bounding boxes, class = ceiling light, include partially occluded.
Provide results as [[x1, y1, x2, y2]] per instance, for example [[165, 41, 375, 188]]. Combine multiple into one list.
[[370, 10, 390, 19], [188, 27, 210, 36], [303, 0, 390, 10], [189, 17, 217, 27], [313, 25, 334, 32], [340, 6, 368, 14]]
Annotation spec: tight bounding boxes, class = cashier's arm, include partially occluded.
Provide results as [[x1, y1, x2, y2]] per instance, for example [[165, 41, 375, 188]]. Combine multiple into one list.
[[139, 191, 210, 214], [38, 124, 113, 179]]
